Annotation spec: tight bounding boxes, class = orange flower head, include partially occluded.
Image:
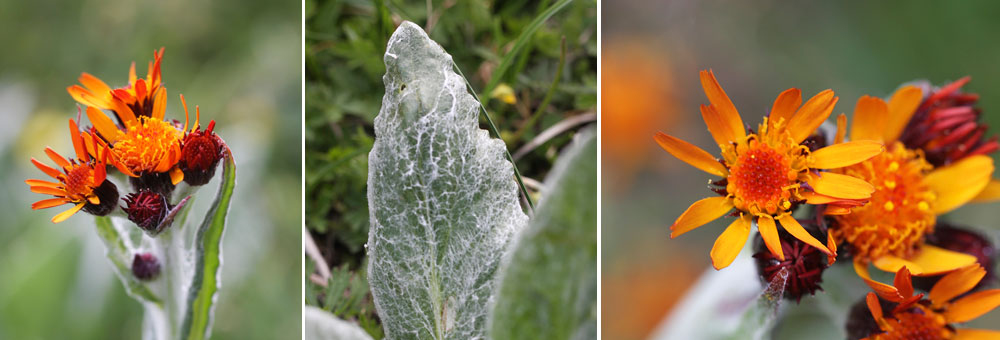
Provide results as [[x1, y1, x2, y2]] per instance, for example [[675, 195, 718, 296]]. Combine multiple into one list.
[[68, 48, 166, 123], [832, 88, 990, 278], [26, 119, 118, 223], [656, 70, 884, 270], [85, 100, 184, 186], [860, 265, 1000, 339], [832, 142, 935, 261]]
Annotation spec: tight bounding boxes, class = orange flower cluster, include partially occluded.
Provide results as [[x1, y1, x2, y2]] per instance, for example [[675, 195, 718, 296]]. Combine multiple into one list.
[[658, 71, 1000, 337], [27, 48, 228, 228]]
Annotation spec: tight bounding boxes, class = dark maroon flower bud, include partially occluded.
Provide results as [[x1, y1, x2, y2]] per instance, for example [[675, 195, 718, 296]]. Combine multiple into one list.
[[129, 172, 176, 200], [899, 77, 998, 167], [845, 295, 897, 340], [752, 224, 830, 303], [180, 120, 225, 186], [132, 252, 161, 281], [82, 180, 119, 216], [123, 191, 169, 232], [912, 222, 995, 292]]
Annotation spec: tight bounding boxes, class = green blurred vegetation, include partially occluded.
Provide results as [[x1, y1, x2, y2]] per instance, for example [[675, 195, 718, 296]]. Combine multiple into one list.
[[0, 0, 300, 339], [304, 0, 596, 337]]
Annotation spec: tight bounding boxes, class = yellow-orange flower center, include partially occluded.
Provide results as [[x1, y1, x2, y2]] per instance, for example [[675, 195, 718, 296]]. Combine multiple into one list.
[[63, 163, 97, 201], [112, 117, 181, 175], [728, 143, 794, 214], [872, 308, 951, 340], [832, 142, 935, 261]]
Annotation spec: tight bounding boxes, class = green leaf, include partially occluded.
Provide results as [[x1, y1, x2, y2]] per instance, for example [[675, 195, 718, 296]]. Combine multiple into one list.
[[490, 128, 596, 340], [180, 152, 237, 340], [304, 306, 375, 340], [480, 0, 574, 102], [367, 21, 528, 340], [94, 216, 163, 306]]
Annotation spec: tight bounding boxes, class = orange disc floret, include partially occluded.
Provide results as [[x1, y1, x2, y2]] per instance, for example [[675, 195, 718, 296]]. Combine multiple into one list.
[[111, 116, 182, 177], [724, 122, 809, 216], [833, 142, 936, 261], [869, 307, 952, 340]]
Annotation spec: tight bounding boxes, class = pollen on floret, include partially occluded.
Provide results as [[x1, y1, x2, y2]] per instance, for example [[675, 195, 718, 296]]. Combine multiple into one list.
[[831, 142, 936, 261], [113, 117, 181, 175], [726, 139, 797, 216]]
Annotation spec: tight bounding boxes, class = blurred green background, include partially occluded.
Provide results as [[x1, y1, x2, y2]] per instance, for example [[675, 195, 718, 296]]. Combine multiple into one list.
[[603, 1, 1000, 339], [304, 0, 596, 337], [0, 0, 300, 339]]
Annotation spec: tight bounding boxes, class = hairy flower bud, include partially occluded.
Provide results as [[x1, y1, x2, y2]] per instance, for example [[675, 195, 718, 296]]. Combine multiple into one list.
[[752, 224, 830, 302], [899, 77, 998, 166], [122, 191, 169, 233], [131, 252, 161, 281]]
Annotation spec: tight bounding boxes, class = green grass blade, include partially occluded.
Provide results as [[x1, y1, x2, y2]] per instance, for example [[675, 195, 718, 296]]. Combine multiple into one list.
[[94, 216, 163, 306], [480, 0, 573, 103], [181, 152, 237, 340]]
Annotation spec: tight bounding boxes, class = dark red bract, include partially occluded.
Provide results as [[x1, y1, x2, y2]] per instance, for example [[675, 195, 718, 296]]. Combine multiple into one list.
[[753, 227, 829, 302], [899, 77, 999, 166], [122, 190, 168, 232]]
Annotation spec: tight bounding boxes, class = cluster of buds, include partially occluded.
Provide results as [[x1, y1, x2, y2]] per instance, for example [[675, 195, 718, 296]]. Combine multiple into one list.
[[26, 48, 228, 281]]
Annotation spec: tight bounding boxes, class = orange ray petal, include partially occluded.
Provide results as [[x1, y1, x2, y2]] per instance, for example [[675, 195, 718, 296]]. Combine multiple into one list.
[[855, 260, 904, 302], [953, 329, 1000, 340], [698, 70, 745, 145], [67, 85, 101, 108], [925, 155, 993, 214], [86, 106, 122, 143], [30, 185, 66, 196], [654, 132, 728, 177], [31, 197, 69, 210], [945, 289, 1000, 323], [31, 158, 63, 179], [44, 148, 70, 169], [153, 88, 167, 120], [866, 292, 884, 323], [710, 215, 752, 270], [930, 265, 986, 308], [79, 73, 111, 94], [810, 140, 884, 169], [135, 78, 147, 101], [787, 89, 837, 143], [669, 196, 733, 238], [757, 215, 783, 261], [128, 61, 137, 84], [768, 88, 802, 126], [834, 113, 847, 145], [824, 205, 853, 215], [883, 86, 923, 143], [87, 195, 100, 205], [111, 98, 138, 128], [850, 95, 888, 142], [25, 179, 62, 188], [69, 119, 89, 161], [971, 179, 1000, 203], [807, 172, 875, 200], [893, 266, 914, 299], [826, 229, 837, 265], [873, 245, 978, 276], [169, 167, 184, 185], [778, 215, 832, 256], [51, 202, 86, 223]]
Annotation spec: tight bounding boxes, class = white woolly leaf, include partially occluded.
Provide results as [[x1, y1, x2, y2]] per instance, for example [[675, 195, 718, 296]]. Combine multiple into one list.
[[490, 128, 597, 340], [366, 21, 528, 340]]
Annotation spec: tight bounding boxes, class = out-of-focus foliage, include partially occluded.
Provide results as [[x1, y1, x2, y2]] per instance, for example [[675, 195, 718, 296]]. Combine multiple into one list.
[[305, 0, 596, 337], [0, 0, 301, 339]]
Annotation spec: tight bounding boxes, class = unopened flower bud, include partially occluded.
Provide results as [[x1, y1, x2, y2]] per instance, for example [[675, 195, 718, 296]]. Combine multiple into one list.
[[180, 120, 225, 186], [752, 224, 830, 302], [123, 191, 169, 232], [82, 180, 119, 216], [132, 252, 161, 281]]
